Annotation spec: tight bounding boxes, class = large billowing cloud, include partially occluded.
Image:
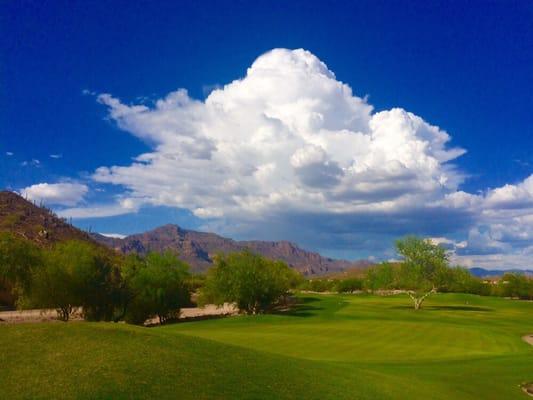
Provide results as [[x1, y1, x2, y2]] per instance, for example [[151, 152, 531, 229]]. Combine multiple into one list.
[[56, 48, 532, 268], [92, 49, 466, 220]]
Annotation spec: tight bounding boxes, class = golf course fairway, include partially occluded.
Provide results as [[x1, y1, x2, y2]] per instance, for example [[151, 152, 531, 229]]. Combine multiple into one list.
[[2, 293, 533, 399]]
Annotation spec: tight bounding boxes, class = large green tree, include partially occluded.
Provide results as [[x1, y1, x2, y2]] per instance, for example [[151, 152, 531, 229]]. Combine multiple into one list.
[[395, 236, 449, 310], [123, 251, 191, 325], [0, 232, 42, 306], [27, 241, 119, 321], [200, 251, 299, 314]]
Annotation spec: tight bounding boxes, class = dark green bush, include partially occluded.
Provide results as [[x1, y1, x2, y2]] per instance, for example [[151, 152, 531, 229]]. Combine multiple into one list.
[[336, 278, 363, 293]]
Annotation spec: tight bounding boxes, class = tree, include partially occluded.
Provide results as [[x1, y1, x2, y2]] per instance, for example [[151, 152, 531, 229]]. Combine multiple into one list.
[[336, 278, 363, 293], [27, 241, 119, 321], [300, 278, 337, 292], [0, 232, 43, 306], [395, 236, 448, 310], [499, 273, 533, 300], [200, 251, 299, 314], [436, 266, 492, 296], [364, 263, 396, 292], [123, 251, 191, 325]]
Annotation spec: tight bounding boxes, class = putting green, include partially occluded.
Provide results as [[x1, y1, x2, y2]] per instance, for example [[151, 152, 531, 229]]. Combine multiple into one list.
[[165, 293, 530, 362]]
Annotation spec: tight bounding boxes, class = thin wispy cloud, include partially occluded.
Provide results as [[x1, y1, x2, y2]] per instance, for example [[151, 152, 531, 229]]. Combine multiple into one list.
[[20, 159, 40, 167]]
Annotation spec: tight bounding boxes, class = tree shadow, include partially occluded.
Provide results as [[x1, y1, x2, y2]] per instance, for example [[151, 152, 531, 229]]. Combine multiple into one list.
[[272, 296, 323, 318], [427, 305, 494, 312], [147, 312, 235, 327], [389, 305, 493, 312]]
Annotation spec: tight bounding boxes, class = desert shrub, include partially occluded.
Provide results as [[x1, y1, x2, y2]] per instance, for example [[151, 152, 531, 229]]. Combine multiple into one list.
[[436, 266, 493, 296], [299, 278, 337, 292], [364, 263, 397, 292], [497, 273, 533, 300]]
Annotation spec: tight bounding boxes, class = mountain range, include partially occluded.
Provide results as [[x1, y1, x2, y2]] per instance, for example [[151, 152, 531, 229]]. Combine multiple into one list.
[[2, 190, 529, 277], [0, 191, 370, 275], [91, 224, 373, 275], [468, 267, 533, 278]]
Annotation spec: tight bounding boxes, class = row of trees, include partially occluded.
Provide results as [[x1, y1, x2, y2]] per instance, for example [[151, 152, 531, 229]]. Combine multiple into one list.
[[0, 233, 192, 323], [2, 232, 531, 318], [0, 233, 300, 322], [300, 237, 452, 309], [302, 236, 533, 308]]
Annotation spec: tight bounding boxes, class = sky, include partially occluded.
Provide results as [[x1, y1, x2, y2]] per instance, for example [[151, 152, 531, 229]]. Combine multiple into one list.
[[1, 1, 532, 269]]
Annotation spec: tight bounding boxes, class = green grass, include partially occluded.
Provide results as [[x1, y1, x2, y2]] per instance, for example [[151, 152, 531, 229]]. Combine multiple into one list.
[[2, 293, 533, 399]]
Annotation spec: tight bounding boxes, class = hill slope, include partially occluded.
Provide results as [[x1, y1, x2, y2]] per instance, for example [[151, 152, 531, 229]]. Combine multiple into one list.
[[0, 191, 95, 246], [93, 224, 371, 275]]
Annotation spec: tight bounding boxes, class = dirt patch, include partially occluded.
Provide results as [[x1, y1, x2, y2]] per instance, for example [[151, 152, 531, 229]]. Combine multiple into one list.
[[521, 382, 533, 397], [0, 303, 238, 325], [0, 308, 83, 324], [522, 334, 533, 346], [144, 303, 238, 326]]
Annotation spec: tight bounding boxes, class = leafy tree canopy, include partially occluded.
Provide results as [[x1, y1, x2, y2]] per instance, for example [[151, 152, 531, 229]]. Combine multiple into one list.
[[200, 251, 300, 314]]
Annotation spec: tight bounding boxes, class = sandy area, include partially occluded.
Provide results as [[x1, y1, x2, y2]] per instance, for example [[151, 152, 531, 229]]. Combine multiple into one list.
[[0, 303, 238, 325], [0, 308, 83, 324], [144, 303, 238, 325], [522, 383, 533, 397], [522, 334, 533, 346]]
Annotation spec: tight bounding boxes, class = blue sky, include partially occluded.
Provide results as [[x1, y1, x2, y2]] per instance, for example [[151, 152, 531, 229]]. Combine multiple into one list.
[[1, 1, 532, 268]]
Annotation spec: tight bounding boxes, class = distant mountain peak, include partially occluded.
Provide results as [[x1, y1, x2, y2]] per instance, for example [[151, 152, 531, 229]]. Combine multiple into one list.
[[0, 191, 371, 276]]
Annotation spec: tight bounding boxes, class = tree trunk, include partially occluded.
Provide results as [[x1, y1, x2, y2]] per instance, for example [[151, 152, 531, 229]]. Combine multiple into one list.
[[57, 306, 72, 321], [407, 287, 436, 310]]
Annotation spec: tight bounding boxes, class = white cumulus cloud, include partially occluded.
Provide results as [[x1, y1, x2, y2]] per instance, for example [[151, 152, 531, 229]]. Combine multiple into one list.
[[61, 48, 532, 269], [92, 48, 466, 223], [21, 182, 88, 207]]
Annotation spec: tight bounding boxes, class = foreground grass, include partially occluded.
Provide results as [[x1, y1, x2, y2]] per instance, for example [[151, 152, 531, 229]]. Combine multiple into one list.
[[1, 293, 533, 399]]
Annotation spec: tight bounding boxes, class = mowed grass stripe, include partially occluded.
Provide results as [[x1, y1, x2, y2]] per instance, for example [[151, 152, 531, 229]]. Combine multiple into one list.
[[170, 318, 521, 362]]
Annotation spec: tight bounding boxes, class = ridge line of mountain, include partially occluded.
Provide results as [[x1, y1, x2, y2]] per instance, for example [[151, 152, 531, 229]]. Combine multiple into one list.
[[90, 223, 373, 275]]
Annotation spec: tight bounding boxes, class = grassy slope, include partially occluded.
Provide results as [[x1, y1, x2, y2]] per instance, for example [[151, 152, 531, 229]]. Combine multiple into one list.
[[1, 293, 533, 399]]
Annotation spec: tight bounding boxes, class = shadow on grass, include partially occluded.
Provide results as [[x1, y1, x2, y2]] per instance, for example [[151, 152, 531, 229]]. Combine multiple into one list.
[[427, 305, 494, 312], [390, 305, 494, 312], [147, 313, 236, 327], [272, 296, 323, 318]]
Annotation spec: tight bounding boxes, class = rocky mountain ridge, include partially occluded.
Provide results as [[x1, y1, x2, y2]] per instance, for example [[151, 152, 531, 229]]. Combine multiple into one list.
[[93, 224, 372, 275]]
